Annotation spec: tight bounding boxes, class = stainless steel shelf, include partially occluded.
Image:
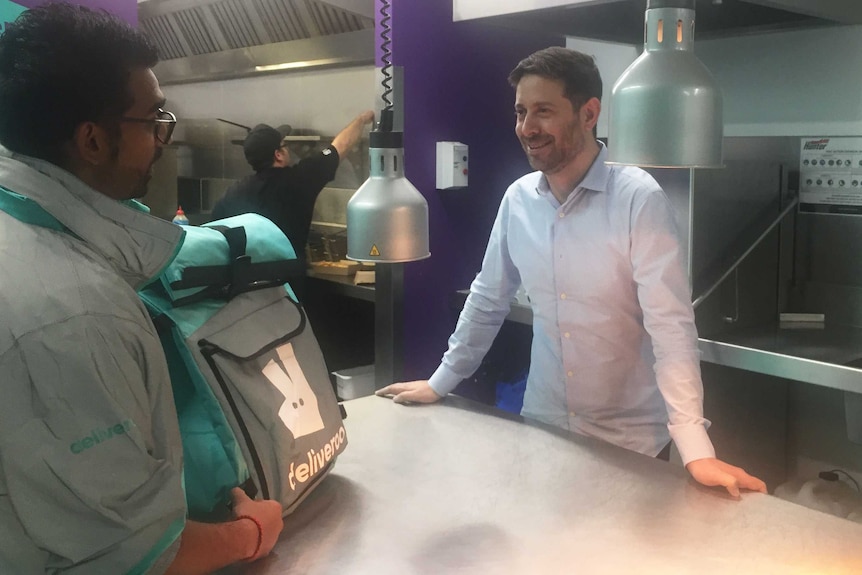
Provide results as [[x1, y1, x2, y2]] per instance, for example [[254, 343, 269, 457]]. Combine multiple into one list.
[[699, 323, 862, 393]]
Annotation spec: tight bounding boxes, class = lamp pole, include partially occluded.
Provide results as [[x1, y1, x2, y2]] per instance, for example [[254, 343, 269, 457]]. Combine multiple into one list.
[[374, 262, 404, 388]]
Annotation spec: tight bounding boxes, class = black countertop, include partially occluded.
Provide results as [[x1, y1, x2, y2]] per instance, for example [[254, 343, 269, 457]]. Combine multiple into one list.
[[305, 269, 375, 303]]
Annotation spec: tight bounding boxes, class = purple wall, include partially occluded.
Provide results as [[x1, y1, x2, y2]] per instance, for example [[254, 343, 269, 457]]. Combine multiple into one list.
[[14, 0, 137, 24], [377, 0, 563, 379]]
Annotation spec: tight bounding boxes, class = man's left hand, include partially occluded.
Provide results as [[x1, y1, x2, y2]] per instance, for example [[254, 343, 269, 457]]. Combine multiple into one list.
[[685, 457, 768, 498]]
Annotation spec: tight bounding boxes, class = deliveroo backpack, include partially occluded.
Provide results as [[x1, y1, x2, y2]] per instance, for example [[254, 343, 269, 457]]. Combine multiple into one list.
[[138, 214, 347, 519]]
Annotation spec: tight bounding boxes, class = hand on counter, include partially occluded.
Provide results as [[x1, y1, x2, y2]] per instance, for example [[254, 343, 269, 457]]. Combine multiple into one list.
[[685, 458, 768, 498], [376, 379, 442, 404]]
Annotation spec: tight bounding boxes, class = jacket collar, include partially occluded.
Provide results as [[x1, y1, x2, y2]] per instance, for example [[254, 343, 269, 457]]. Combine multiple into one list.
[[0, 146, 183, 290]]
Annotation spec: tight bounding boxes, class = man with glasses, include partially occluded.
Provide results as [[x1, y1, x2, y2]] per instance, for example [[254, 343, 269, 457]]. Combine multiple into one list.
[[122, 107, 178, 145], [212, 112, 374, 299], [0, 5, 284, 574]]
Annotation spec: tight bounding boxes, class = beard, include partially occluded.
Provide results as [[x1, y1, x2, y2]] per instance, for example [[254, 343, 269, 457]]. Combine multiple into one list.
[[130, 177, 150, 199], [520, 119, 584, 175], [130, 148, 163, 199]]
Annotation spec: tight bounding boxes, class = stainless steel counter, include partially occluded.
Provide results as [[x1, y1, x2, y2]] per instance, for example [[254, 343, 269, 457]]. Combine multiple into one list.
[[222, 396, 862, 574]]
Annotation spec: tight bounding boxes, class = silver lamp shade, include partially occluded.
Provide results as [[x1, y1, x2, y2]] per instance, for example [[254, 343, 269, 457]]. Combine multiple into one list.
[[347, 129, 430, 263], [608, 0, 723, 168]]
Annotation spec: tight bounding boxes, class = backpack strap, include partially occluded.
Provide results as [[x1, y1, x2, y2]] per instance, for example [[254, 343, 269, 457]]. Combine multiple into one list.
[[0, 185, 79, 238], [218, 226, 251, 298], [169, 225, 305, 308]]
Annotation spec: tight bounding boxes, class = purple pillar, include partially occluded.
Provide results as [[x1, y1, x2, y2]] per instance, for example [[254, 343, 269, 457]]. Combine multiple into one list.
[[374, 0, 563, 379]]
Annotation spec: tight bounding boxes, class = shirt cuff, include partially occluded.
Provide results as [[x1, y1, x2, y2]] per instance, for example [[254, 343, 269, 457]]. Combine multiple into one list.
[[669, 423, 716, 466], [428, 363, 463, 397]]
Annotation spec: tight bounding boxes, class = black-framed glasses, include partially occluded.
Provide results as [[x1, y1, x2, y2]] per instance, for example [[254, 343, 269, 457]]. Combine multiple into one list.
[[119, 108, 177, 144]]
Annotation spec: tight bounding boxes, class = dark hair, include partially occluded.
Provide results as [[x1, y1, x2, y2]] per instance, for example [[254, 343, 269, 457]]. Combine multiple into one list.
[[0, 3, 159, 165], [243, 124, 291, 172], [508, 47, 603, 112]]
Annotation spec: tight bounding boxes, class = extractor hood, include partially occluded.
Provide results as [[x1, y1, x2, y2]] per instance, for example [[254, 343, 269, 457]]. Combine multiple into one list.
[[453, 0, 862, 44], [139, 0, 374, 84]]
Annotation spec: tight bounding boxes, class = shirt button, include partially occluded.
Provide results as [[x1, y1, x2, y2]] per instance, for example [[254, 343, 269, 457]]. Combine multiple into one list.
[[564, 332, 570, 338], [558, 212, 565, 218], [567, 370, 573, 377], [560, 293, 567, 300]]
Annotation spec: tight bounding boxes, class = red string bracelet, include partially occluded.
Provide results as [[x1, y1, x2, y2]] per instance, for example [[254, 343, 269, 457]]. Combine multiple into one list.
[[236, 515, 263, 560]]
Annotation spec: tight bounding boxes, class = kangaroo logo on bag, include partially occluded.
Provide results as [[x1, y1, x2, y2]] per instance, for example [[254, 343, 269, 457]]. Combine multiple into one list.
[[263, 343, 325, 438], [137, 214, 347, 519]]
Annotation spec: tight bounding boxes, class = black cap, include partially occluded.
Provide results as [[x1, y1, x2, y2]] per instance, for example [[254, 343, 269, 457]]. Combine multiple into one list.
[[243, 123, 292, 171]]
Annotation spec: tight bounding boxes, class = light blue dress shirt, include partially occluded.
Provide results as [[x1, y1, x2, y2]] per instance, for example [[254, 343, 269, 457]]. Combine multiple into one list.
[[429, 143, 715, 465]]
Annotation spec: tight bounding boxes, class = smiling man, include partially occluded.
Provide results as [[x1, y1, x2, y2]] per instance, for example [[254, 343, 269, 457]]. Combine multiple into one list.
[[0, 4, 283, 574], [378, 47, 767, 498]]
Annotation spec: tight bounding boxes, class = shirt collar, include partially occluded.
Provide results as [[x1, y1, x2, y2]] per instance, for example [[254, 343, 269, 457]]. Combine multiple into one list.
[[0, 146, 183, 290], [535, 140, 612, 202], [579, 140, 612, 193]]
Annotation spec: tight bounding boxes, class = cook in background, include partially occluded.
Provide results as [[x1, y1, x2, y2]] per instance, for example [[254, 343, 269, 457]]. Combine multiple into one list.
[[212, 111, 374, 300], [377, 47, 767, 499], [0, 5, 283, 574]]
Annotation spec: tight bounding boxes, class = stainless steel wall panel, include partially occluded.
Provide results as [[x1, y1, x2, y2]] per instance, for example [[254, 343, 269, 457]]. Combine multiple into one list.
[[140, 0, 373, 61], [255, 0, 306, 42], [211, 2, 259, 50], [153, 28, 374, 85]]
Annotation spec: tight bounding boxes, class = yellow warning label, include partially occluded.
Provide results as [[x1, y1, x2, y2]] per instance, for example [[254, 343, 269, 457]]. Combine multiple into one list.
[[369, 245, 380, 256]]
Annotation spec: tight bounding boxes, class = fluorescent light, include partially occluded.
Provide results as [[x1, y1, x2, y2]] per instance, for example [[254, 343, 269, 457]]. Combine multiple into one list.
[[254, 57, 346, 72]]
